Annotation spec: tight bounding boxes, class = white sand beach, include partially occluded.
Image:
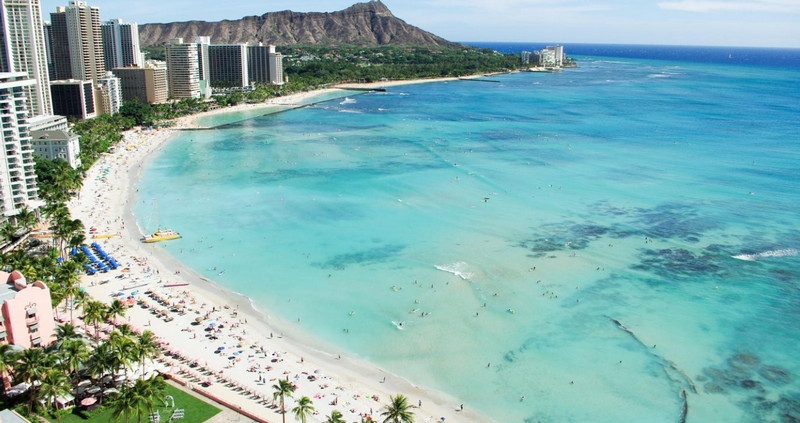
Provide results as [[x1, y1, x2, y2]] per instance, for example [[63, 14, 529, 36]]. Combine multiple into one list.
[[68, 86, 492, 422]]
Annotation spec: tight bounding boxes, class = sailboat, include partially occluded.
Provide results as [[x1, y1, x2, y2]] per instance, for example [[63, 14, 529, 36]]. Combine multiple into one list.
[[142, 200, 181, 243]]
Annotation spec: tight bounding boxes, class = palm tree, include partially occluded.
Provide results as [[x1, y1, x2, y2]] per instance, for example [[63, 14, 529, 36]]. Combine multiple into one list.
[[0, 343, 16, 382], [56, 277, 81, 321], [55, 322, 81, 343], [14, 206, 37, 233], [58, 338, 89, 380], [118, 324, 136, 338], [133, 330, 160, 380], [107, 331, 134, 376], [84, 300, 107, 341], [0, 249, 30, 271], [108, 299, 127, 327], [86, 343, 115, 400], [33, 254, 58, 281], [38, 369, 71, 423], [325, 410, 346, 423], [49, 283, 67, 320], [72, 289, 89, 322], [52, 218, 83, 257], [272, 378, 296, 423], [133, 377, 166, 423], [67, 232, 86, 253], [110, 383, 141, 423], [1, 221, 18, 245], [13, 347, 50, 412], [381, 395, 416, 423], [292, 396, 315, 423], [41, 201, 67, 224]]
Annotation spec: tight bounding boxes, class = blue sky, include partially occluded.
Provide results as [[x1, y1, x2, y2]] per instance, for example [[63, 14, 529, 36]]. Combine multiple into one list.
[[40, 0, 800, 47]]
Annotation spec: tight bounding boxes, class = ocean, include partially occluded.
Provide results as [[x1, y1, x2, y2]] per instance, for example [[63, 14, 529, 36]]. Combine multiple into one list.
[[136, 44, 800, 422]]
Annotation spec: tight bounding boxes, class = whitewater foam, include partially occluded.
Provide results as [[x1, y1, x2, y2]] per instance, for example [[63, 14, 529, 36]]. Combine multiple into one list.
[[732, 248, 798, 261], [434, 262, 474, 280]]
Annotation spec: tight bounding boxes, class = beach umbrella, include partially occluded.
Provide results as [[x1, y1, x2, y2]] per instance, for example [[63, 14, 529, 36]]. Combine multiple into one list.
[[104, 388, 119, 395], [77, 380, 91, 387], [80, 397, 97, 406]]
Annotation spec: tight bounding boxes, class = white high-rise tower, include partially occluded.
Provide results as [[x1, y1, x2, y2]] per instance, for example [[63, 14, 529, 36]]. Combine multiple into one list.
[[0, 0, 53, 116], [101, 18, 142, 70]]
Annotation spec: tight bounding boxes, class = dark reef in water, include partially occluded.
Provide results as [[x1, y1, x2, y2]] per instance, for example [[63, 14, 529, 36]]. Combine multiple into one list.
[[632, 204, 721, 241], [701, 352, 797, 422], [633, 248, 722, 279], [313, 244, 404, 269], [519, 202, 728, 260], [590, 202, 723, 242], [517, 222, 631, 254]]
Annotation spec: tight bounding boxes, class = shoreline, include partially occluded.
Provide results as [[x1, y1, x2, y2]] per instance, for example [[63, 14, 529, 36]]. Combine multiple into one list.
[[179, 74, 513, 129], [69, 82, 495, 422]]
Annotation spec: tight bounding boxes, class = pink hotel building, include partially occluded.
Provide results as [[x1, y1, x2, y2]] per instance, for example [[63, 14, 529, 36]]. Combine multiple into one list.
[[0, 271, 56, 349]]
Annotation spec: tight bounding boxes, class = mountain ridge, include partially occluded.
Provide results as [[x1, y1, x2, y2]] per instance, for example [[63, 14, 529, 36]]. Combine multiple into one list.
[[138, 1, 458, 48]]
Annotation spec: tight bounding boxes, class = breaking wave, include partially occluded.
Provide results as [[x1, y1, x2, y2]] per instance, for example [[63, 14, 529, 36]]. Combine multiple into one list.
[[434, 262, 474, 280], [732, 248, 798, 261]]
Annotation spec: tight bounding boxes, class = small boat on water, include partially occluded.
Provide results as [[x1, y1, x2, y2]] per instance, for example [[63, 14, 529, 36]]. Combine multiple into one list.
[[143, 229, 181, 243], [142, 200, 182, 243]]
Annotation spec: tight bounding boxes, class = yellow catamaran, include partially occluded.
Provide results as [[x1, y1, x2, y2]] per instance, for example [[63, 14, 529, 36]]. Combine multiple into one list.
[[142, 200, 181, 243]]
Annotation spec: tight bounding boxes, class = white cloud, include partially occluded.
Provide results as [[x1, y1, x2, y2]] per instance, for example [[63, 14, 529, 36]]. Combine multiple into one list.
[[657, 0, 800, 12]]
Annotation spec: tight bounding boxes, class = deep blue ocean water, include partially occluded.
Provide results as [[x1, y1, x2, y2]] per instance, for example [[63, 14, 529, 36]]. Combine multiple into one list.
[[137, 45, 800, 422], [467, 42, 800, 68]]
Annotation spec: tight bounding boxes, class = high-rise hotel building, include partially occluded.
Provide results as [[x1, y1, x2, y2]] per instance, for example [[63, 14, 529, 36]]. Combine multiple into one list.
[[0, 0, 53, 116], [165, 38, 199, 99], [101, 18, 142, 70], [0, 73, 40, 218], [267, 44, 283, 85], [95, 71, 119, 115], [63, 1, 103, 82], [45, 7, 70, 80], [207, 44, 247, 88], [112, 60, 167, 104], [248, 44, 283, 86], [195, 36, 211, 99]]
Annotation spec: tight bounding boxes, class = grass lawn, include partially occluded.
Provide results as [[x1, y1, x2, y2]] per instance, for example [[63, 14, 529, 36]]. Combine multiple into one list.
[[44, 384, 222, 423]]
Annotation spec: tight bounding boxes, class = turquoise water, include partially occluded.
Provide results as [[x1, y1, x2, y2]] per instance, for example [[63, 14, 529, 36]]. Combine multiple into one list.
[[137, 57, 800, 422]]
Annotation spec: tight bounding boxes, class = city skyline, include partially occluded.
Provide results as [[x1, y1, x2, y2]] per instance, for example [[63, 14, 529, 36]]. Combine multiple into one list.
[[37, 0, 800, 48]]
